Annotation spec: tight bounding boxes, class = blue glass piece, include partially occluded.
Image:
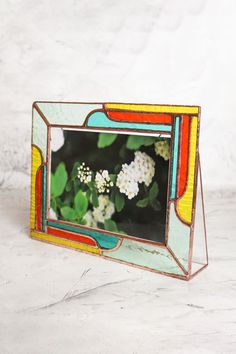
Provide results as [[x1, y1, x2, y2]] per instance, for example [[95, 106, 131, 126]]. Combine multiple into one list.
[[87, 111, 172, 132], [47, 220, 119, 250], [170, 116, 180, 198]]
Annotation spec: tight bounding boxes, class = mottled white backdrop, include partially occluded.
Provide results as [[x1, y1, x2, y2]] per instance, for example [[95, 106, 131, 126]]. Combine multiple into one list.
[[0, 0, 236, 190]]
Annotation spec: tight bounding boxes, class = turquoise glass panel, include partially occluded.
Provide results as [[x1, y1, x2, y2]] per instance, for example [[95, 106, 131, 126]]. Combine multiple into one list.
[[42, 165, 47, 231], [170, 116, 180, 198], [47, 221, 119, 250], [87, 111, 172, 132]]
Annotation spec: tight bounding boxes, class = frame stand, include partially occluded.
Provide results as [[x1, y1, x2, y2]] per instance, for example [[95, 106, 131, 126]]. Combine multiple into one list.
[[190, 155, 208, 279]]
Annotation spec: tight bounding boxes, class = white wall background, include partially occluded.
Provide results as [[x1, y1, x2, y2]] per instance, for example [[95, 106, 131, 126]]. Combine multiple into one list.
[[0, 0, 235, 190]]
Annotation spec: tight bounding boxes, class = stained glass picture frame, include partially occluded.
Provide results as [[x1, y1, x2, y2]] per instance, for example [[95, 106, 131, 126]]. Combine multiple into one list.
[[30, 101, 208, 280]]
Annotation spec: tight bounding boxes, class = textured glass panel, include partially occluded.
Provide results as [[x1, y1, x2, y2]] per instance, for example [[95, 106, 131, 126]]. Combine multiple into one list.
[[87, 111, 172, 132], [191, 169, 208, 275], [103, 239, 185, 276], [32, 110, 47, 160], [37, 102, 103, 125], [167, 202, 190, 271]]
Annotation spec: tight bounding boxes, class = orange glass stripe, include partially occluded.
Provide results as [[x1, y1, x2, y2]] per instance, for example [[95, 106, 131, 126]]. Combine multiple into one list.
[[35, 167, 43, 230], [47, 226, 98, 247], [106, 111, 172, 124]]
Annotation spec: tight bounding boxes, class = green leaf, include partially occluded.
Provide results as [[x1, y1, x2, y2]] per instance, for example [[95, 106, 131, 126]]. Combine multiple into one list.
[[51, 163, 68, 197], [56, 198, 63, 208], [104, 219, 118, 232], [142, 136, 156, 146], [79, 218, 87, 225], [119, 144, 127, 159], [115, 191, 125, 212], [61, 206, 77, 221], [149, 182, 159, 201], [87, 181, 93, 190], [74, 190, 88, 217], [109, 174, 117, 183], [114, 166, 120, 174], [110, 188, 116, 203], [73, 178, 80, 193], [150, 199, 161, 211], [65, 179, 73, 192], [51, 198, 57, 212], [126, 135, 143, 150], [50, 174, 56, 197], [71, 161, 81, 178], [136, 197, 149, 208], [97, 133, 117, 148], [126, 136, 155, 150], [92, 189, 99, 208], [63, 195, 73, 206], [86, 189, 91, 200]]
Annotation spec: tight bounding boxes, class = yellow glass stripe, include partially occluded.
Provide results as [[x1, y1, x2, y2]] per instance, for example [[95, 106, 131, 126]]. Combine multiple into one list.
[[31, 230, 101, 255], [30, 146, 43, 229], [176, 117, 198, 224], [105, 103, 199, 115]]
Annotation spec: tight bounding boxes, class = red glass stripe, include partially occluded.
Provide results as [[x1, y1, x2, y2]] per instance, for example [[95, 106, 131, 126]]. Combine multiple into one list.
[[47, 226, 97, 247], [106, 111, 172, 124], [35, 167, 42, 230], [177, 115, 190, 197]]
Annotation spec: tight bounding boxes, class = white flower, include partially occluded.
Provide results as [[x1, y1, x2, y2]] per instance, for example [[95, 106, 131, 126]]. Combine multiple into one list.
[[116, 151, 155, 199], [133, 151, 155, 187], [95, 170, 113, 194], [77, 162, 92, 184], [126, 181, 139, 199], [84, 210, 97, 228], [51, 128, 65, 152], [92, 195, 115, 223], [84, 195, 115, 227], [102, 170, 109, 179], [154, 140, 170, 161], [92, 208, 104, 223], [116, 166, 139, 199]]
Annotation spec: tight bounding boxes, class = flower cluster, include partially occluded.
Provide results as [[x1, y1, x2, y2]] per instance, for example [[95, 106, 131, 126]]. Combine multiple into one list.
[[154, 140, 170, 161], [95, 170, 113, 194], [83, 210, 97, 228], [116, 164, 139, 200], [77, 163, 92, 183], [116, 151, 155, 199], [133, 151, 155, 186], [84, 195, 115, 227]]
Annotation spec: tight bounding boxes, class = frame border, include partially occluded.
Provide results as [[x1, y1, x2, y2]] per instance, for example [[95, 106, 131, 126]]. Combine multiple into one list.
[[30, 101, 207, 280]]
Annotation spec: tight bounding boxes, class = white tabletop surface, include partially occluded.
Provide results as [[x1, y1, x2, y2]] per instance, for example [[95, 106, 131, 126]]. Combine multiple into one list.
[[0, 187, 235, 354]]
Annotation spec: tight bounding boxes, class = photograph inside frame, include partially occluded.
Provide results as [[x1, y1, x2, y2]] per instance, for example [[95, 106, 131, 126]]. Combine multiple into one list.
[[49, 128, 171, 244]]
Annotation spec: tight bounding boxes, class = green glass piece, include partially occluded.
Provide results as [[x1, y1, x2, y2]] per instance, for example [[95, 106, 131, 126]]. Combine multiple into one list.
[[32, 110, 47, 160], [37, 102, 103, 125], [103, 238, 185, 275], [167, 202, 190, 271]]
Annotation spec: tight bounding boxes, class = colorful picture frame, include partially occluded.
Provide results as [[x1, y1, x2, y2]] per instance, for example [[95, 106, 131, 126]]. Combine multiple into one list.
[[30, 101, 208, 280]]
